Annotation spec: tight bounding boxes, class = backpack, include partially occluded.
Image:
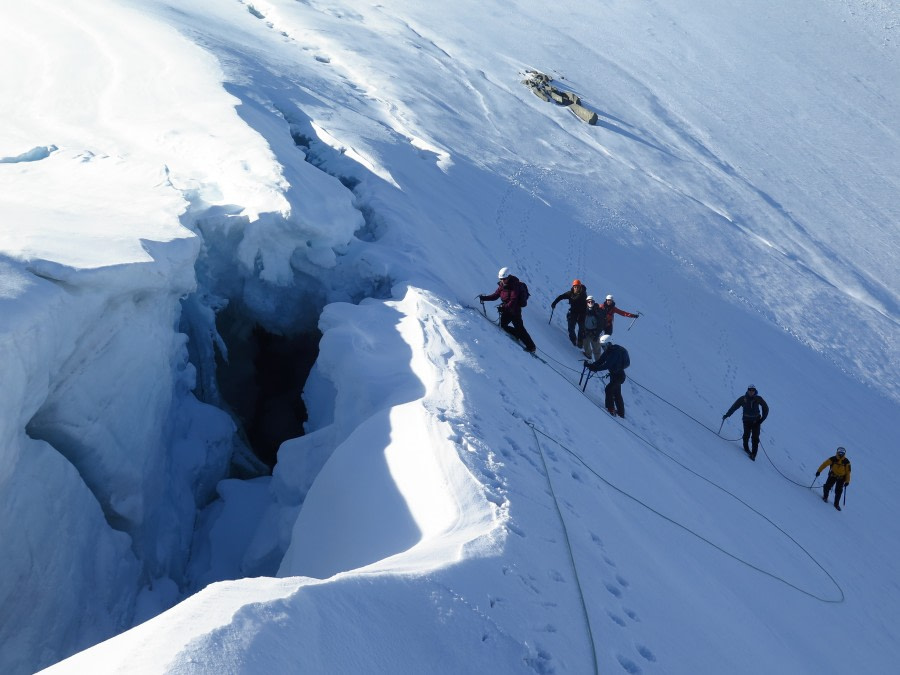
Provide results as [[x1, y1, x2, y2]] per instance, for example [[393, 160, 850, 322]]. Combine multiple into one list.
[[608, 345, 630, 372], [518, 281, 530, 307]]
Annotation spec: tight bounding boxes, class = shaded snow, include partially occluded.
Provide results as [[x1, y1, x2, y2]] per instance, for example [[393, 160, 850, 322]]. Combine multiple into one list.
[[1, 0, 897, 673]]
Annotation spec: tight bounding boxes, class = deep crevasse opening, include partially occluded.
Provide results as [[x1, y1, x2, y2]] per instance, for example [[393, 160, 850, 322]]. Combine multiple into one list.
[[2, 99, 400, 672]]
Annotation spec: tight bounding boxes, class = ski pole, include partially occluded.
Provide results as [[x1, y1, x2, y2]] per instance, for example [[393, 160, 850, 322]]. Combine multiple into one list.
[[808, 477, 817, 488], [579, 362, 587, 386], [717, 419, 724, 435], [549, 306, 555, 324], [844, 485, 848, 506]]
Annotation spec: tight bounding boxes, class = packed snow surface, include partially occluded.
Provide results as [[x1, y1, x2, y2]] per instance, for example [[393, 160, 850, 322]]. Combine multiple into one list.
[[1, 0, 897, 673]]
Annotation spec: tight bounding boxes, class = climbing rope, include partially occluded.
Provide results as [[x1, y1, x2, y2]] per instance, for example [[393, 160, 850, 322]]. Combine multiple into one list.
[[528, 425, 600, 675], [756, 440, 823, 488], [628, 378, 818, 488], [467, 301, 818, 490], [526, 420, 844, 603], [467, 300, 843, 600], [628, 377, 733, 437], [535, 346, 582, 373]]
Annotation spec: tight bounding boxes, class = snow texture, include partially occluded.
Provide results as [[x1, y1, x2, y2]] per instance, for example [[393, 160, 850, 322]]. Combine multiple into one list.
[[0, 0, 897, 673]]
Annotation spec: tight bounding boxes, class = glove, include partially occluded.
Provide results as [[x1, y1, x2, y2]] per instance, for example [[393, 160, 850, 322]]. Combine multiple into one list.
[[551, 301, 558, 309], [721, 414, 727, 420], [815, 472, 820, 477], [478, 295, 486, 302]]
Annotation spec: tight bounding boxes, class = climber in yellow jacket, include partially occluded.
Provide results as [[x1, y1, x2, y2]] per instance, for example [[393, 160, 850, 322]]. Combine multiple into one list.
[[816, 447, 851, 511]]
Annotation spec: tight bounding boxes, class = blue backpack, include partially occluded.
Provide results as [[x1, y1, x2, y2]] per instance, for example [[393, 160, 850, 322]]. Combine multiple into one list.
[[609, 345, 630, 371]]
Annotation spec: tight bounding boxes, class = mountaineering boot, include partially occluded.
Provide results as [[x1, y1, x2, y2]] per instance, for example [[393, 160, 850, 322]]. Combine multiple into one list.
[[822, 495, 828, 502], [749, 452, 757, 461], [607, 408, 617, 416], [834, 503, 842, 512]]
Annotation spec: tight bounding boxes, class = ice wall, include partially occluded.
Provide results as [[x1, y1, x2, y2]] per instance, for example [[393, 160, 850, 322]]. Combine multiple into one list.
[[0, 247, 236, 672]]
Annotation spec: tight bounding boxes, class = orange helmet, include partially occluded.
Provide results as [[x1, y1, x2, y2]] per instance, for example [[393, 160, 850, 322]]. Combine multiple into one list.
[[572, 279, 582, 286]]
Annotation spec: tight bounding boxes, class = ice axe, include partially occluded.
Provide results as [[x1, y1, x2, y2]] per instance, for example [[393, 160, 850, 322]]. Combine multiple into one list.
[[627, 311, 642, 331], [581, 366, 594, 392], [475, 295, 488, 318]]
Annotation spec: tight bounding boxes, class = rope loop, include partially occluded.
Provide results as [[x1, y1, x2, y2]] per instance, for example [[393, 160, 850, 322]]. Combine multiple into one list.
[[524, 419, 844, 604]]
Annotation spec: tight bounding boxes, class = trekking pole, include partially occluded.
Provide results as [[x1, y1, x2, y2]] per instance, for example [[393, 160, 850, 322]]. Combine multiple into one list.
[[578, 362, 587, 386], [549, 306, 555, 324], [808, 476, 817, 488], [717, 419, 724, 435], [844, 486, 848, 506]]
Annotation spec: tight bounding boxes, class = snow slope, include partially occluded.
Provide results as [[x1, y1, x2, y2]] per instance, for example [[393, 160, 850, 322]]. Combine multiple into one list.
[[1, 0, 897, 673]]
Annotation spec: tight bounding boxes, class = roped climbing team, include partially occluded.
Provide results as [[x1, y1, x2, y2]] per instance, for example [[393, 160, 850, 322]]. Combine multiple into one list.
[[479, 265, 854, 513]]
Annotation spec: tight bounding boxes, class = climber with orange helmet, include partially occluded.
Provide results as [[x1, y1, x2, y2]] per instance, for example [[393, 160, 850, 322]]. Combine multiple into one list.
[[551, 279, 588, 347]]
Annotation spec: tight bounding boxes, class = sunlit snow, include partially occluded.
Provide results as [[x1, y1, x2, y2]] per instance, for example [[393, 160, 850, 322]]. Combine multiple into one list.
[[1, 0, 898, 673]]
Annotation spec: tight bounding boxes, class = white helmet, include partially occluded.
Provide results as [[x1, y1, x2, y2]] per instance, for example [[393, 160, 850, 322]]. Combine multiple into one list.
[[606, 294, 614, 301], [599, 334, 613, 345], [498, 267, 510, 279]]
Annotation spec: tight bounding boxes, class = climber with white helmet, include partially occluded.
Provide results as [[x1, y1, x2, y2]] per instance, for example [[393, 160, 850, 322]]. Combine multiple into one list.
[[479, 267, 537, 353], [582, 295, 605, 361], [584, 334, 631, 418], [599, 294, 639, 335], [816, 447, 851, 511]]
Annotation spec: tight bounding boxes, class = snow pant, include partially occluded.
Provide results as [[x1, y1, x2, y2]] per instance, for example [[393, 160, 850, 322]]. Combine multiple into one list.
[[500, 309, 536, 351], [605, 371, 627, 417], [823, 474, 846, 505], [583, 330, 602, 361], [567, 311, 585, 347], [742, 418, 761, 456]]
